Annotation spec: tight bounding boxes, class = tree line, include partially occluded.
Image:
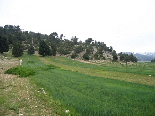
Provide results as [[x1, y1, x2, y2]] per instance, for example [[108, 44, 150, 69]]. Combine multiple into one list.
[[151, 59, 155, 62], [0, 25, 138, 63]]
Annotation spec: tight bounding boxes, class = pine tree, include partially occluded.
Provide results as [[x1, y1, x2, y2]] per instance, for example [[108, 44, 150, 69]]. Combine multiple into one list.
[[0, 35, 9, 54], [83, 53, 89, 60], [28, 45, 35, 55], [39, 40, 49, 57], [12, 42, 23, 57], [51, 42, 57, 56]]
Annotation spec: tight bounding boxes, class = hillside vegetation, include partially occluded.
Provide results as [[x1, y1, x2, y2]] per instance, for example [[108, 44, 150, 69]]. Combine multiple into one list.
[[0, 25, 137, 63]]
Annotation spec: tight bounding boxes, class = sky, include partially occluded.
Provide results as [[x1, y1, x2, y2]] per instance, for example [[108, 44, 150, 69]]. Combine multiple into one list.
[[0, 0, 155, 53]]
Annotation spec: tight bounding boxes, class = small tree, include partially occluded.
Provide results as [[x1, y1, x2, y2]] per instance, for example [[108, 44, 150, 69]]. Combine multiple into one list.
[[71, 52, 78, 59], [113, 54, 118, 62], [74, 45, 83, 53], [39, 40, 50, 57], [119, 53, 137, 64], [51, 42, 57, 56], [94, 52, 100, 60], [83, 53, 89, 60], [112, 50, 118, 62], [12, 42, 23, 57], [124, 55, 130, 65], [0, 35, 9, 54], [28, 45, 35, 55], [151, 58, 155, 62], [129, 53, 137, 62]]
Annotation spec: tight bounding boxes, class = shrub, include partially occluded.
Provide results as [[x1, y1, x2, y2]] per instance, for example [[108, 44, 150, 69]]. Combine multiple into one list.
[[83, 53, 89, 60], [39, 40, 50, 57], [12, 42, 23, 57], [74, 45, 83, 53], [102, 56, 106, 60], [27, 61, 35, 63], [71, 53, 78, 59], [151, 58, 155, 62], [113, 54, 118, 62], [5, 66, 35, 77], [28, 45, 35, 55], [94, 52, 100, 60]]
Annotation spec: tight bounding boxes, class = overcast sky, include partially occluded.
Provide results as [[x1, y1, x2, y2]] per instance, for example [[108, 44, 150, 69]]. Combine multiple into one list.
[[0, 0, 155, 53]]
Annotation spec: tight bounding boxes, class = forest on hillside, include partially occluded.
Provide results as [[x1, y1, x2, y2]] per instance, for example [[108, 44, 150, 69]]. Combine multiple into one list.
[[0, 25, 137, 63]]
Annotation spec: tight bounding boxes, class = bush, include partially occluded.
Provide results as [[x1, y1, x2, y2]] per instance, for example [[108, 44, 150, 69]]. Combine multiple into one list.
[[94, 52, 100, 60], [39, 40, 50, 57], [58, 47, 70, 55], [74, 45, 83, 53], [5, 66, 36, 77], [113, 54, 118, 62], [71, 53, 78, 59], [151, 59, 155, 62], [12, 42, 23, 57], [102, 56, 106, 60], [83, 53, 89, 60], [28, 45, 35, 55]]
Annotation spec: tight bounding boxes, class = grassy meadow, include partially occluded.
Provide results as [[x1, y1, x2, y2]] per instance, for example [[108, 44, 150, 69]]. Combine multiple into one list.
[[2, 52, 155, 115]]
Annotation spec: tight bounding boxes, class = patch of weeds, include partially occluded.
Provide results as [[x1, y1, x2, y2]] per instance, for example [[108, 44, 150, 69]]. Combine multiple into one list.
[[97, 68, 106, 71], [9, 103, 20, 113], [4, 66, 36, 77], [37, 64, 59, 71], [37, 67, 51, 71], [46, 64, 59, 69], [0, 80, 4, 89], [0, 97, 5, 105], [27, 60, 35, 63]]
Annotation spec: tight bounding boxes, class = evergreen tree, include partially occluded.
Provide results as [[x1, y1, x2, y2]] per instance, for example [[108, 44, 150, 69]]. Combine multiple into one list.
[[51, 42, 57, 56], [119, 53, 137, 63], [71, 52, 78, 59], [151, 58, 155, 62], [124, 55, 130, 65], [83, 53, 89, 60], [74, 45, 83, 53], [86, 46, 93, 54], [112, 50, 118, 62], [28, 45, 35, 55], [129, 53, 137, 62], [12, 42, 23, 57], [71, 36, 78, 45], [113, 54, 118, 62], [0, 35, 9, 54], [39, 40, 49, 57], [94, 52, 100, 60]]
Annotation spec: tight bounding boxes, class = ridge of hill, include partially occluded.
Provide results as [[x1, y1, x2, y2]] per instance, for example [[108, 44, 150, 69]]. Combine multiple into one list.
[[0, 24, 137, 63]]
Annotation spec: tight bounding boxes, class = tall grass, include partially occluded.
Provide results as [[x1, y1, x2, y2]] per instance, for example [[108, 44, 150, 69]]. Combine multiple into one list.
[[31, 66, 155, 115], [20, 54, 155, 115], [38, 56, 155, 86], [48, 56, 155, 76]]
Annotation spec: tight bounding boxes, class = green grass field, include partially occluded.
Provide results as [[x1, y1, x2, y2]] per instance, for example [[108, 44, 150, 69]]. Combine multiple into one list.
[[14, 53, 155, 116]]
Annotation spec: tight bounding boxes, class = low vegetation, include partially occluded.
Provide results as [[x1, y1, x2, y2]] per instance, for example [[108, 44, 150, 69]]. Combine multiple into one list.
[[1, 51, 155, 115], [0, 54, 76, 116], [6, 53, 153, 115], [5, 66, 36, 77]]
